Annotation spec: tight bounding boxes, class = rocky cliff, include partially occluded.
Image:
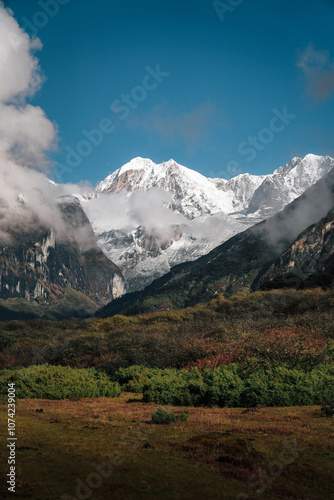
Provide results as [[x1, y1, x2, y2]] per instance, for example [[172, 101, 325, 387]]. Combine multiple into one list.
[[0, 197, 125, 309], [258, 209, 334, 289]]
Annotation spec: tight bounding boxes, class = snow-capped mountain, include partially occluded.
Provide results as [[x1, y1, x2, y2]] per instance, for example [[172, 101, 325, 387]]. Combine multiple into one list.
[[208, 173, 266, 214], [96, 157, 238, 219], [98, 167, 334, 318], [247, 154, 334, 216], [80, 154, 334, 292]]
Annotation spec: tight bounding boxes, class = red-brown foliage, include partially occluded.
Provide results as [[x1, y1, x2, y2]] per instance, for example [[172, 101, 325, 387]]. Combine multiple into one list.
[[186, 326, 327, 369]]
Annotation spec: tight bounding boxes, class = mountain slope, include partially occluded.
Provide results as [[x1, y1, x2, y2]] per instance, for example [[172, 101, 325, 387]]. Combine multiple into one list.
[[85, 154, 334, 293], [97, 167, 334, 317], [0, 197, 125, 317], [258, 208, 334, 290], [247, 154, 334, 216]]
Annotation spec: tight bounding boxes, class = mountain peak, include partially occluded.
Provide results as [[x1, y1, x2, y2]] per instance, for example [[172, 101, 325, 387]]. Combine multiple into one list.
[[163, 158, 176, 167], [120, 157, 155, 173]]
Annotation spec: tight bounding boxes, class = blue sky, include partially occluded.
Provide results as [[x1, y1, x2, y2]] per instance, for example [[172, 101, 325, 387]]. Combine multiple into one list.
[[7, 0, 334, 185]]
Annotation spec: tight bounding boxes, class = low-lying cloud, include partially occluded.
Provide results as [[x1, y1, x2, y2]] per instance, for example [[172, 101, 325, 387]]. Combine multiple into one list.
[[255, 169, 334, 253], [84, 188, 186, 239]]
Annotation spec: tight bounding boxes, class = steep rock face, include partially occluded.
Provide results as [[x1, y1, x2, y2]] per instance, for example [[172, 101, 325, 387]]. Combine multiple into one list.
[[84, 154, 334, 293], [0, 197, 125, 306], [94, 215, 245, 292], [258, 209, 334, 288], [96, 226, 182, 292]]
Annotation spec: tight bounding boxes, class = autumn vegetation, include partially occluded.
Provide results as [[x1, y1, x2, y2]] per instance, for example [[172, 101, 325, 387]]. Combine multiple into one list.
[[0, 287, 334, 407]]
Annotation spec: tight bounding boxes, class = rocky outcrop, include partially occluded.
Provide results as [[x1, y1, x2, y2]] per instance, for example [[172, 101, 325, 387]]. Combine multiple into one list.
[[0, 197, 125, 306], [258, 209, 334, 289]]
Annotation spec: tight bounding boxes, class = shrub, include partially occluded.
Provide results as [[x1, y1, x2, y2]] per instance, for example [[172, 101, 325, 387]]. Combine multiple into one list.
[[112, 365, 161, 393], [0, 364, 121, 400], [152, 408, 176, 424], [142, 363, 334, 408], [241, 326, 327, 367], [143, 371, 196, 406], [151, 408, 189, 424], [0, 331, 18, 351], [176, 411, 190, 422]]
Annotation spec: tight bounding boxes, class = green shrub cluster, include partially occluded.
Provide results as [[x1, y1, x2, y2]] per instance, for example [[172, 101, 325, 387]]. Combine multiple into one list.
[[112, 365, 161, 392], [151, 408, 189, 424], [142, 364, 334, 408], [0, 364, 121, 400], [0, 331, 18, 351]]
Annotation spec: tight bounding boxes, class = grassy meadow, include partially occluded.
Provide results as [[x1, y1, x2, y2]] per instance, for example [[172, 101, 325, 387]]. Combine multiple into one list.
[[1, 287, 334, 499], [0, 395, 334, 500]]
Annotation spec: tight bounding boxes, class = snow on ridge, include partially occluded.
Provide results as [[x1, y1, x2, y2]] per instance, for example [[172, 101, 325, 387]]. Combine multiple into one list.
[[94, 153, 334, 219], [78, 153, 334, 292], [96, 157, 210, 193]]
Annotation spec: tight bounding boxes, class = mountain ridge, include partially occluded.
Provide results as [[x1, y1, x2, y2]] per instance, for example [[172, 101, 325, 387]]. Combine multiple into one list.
[[96, 166, 334, 317], [82, 153, 334, 292]]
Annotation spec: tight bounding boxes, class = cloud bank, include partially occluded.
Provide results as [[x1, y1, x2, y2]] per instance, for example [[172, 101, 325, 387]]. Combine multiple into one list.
[[84, 188, 186, 239], [0, 2, 61, 241]]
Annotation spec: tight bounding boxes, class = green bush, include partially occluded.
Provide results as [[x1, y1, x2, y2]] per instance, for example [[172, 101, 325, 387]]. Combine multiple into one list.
[[176, 411, 190, 422], [0, 331, 18, 351], [0, 364, 121, 400], [143, 371, 196, 406], [112, 365, 161, 393], [151, 408, 189, 424], [142, 363, 334, 408]]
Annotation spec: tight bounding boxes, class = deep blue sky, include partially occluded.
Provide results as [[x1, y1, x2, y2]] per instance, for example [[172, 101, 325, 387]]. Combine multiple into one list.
[[7, 0, 334, 185]]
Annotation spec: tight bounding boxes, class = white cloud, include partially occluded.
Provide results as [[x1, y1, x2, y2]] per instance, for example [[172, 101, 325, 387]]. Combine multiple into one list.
[[0, 2, 60, 240], [0, 3, 43, 102], [85, 188, 186, 238], [0, 103, 57, 167]]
